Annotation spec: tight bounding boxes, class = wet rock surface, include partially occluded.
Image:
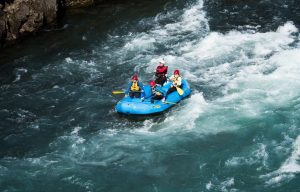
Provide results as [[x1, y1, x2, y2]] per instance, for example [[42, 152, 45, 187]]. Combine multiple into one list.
[[0, 0, 95, 46]]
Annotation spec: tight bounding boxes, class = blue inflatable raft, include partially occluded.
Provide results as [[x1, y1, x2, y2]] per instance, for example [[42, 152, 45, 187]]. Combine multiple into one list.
[[115, 79, 191, 115]]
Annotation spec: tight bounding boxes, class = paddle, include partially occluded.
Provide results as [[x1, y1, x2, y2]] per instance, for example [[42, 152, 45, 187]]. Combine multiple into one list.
[[112, 90, 125, 94], [112, 90, 143, 95], [175, 86, 184, 95]]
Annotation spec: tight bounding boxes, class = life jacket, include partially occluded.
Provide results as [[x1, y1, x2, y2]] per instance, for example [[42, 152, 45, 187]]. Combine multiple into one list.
[[170, 75, 182, 86], [156, 66, 168, 76], [152, 87, 162, 96], [130, 81, 140, 91]]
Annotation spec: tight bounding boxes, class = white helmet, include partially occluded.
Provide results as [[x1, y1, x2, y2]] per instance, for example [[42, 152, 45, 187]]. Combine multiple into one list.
[[159, 59, 166, 65]]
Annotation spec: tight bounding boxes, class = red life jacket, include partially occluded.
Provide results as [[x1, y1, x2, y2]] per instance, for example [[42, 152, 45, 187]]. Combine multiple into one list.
[[156, 66, 168, 76]]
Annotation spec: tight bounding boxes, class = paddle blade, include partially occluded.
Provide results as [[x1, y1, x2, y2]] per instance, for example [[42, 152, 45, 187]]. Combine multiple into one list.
[[176, 87, 184, 95], [112, 90, 125, 94]]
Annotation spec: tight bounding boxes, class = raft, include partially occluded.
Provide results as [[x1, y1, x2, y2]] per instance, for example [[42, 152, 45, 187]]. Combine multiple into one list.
[[115, 79, 191, 115]]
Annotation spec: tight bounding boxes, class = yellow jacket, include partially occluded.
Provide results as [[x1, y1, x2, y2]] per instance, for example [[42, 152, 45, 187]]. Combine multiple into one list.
[[169, 75, 182, 86]]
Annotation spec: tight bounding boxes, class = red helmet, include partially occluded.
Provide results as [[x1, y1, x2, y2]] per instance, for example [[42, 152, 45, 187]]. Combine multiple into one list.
[[132, 75, 138, 81], [149, 80, 156, 87], [174, 69, 180, 75]]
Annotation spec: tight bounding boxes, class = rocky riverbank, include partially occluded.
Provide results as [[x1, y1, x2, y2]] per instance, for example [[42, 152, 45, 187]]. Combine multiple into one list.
[[0, 0, 94, 46]]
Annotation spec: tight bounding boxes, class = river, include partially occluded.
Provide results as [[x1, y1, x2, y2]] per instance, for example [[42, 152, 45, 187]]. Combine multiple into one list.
[[1, 0, 300, 191]]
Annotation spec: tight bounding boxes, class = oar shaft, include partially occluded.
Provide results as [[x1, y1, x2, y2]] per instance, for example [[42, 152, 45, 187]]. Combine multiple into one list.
[[112, 90, 144, 94], [175, 86, 184, 95]]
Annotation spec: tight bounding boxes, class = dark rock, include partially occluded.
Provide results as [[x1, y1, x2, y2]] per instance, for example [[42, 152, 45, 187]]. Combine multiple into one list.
[[0, 16, 6, 43], [0, 0, 101, 46], [0, 3, 4, 16], [1, 0, 57, 42]]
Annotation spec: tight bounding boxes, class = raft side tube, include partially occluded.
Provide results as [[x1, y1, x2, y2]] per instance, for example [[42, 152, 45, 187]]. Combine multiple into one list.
[[115, 79, 191, 115]]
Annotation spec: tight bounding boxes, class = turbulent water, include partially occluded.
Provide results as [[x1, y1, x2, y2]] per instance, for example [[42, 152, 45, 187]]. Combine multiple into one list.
[[1, 0, 300, 191]]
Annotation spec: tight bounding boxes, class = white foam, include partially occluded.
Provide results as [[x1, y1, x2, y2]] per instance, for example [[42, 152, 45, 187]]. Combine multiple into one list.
[[279, 136, 300, 173], [137, 119, 157, 133], [120, 0, 209, 72], [225, 143, 269, 170], [62, 175, 94, 190], [13, 74, 21, 83], [276, 21, 298, 35], [59, 57, 100, 80], [69, 126, 86, 149], [183, 22, 297, 63], [265, 174, 294, 186], [136, 21, 299, 96], [262, 136, 300, 186], [255, 144, 269, 169], [224, 48, 300, 113], [221, 178, 235, 192], [13, 68, 28, 83], [164, 0, 209, 36], [206, 181, 213, 190], [71, 126, 82, 135], [196, 23, 298, 121], [124, 35, 156, 51], [65, 57, 74, 63], [156, 92, 208, 133], [132, 30, 300, 135]]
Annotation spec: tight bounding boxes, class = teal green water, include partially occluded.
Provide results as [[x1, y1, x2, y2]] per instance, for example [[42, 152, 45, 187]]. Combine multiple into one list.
[[1, 0, 300, 191]]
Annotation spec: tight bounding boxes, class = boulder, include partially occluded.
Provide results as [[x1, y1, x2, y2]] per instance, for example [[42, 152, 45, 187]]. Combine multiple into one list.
[[3, 0, 57, 40], [0, 16, 6, 42], [0, 0, 97, 46]]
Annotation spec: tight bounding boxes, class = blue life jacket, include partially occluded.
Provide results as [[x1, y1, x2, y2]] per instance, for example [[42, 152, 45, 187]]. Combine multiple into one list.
[[151, 86, 166, 97]]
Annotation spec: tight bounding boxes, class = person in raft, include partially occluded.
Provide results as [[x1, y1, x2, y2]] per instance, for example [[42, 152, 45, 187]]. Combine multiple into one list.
[[163, 69, 182, 102], [149, 80, 166, 103], [125, 75, 145, 101], [154, 59, 168, 86]]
